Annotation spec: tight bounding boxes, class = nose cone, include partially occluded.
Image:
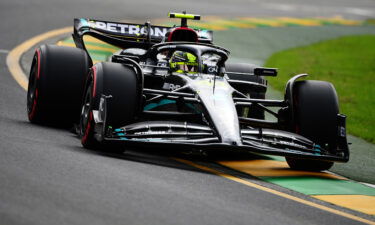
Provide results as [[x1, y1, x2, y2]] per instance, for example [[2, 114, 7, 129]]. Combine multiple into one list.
[[191, 76, 242, 147], [209, 106, 242, 146], [214, 114, 242, 145], [220, 129, 242, 146]]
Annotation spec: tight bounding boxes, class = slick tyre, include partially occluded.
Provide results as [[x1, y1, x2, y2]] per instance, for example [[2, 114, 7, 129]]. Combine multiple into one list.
[[226, 63, 266, 119], [27, 45, 90, 126], [80, 62, 140, 151], [286, 80, 339, 171]]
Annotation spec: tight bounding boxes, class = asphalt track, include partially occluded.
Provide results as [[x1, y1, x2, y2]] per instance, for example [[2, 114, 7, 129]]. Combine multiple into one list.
[[1, 0, 375, 224]]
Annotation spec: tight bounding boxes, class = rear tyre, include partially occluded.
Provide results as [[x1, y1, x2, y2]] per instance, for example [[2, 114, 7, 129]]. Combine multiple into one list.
[[27, 45, 89, 126], [286, 80, 338, 171], [80, 62, 140, 152], [225, 63, 266, 119]]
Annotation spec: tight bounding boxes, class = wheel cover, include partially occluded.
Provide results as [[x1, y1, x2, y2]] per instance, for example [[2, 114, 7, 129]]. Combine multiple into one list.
[[80, 84, 93, 137]]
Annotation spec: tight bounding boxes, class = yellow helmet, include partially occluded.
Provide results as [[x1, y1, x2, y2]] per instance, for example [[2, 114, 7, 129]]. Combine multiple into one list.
[[170, 51, 198, 74]]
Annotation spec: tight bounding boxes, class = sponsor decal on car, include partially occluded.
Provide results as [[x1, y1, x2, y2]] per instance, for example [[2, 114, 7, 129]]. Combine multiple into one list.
[[79, 19, 169, 37], [134, 131, 168, 135], [163, 83, 181, 91]]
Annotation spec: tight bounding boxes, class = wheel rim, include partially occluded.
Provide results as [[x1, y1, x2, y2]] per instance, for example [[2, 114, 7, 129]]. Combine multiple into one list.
[[80, 79, 94, 137]]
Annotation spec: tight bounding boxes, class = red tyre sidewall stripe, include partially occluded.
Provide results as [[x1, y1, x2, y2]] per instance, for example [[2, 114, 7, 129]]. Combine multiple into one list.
[[28, 49, 41, 120]]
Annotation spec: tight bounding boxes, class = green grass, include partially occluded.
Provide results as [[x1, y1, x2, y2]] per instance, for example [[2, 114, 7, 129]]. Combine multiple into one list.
[[264, 35, 375, 143]]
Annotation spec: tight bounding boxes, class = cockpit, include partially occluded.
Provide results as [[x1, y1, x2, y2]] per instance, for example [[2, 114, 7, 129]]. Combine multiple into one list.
[[144, 42, 229, 77]]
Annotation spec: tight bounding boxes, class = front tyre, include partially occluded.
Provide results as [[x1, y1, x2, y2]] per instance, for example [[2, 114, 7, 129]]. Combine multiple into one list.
[[80, 62, 141, 151], [286, 80, 339, 171]]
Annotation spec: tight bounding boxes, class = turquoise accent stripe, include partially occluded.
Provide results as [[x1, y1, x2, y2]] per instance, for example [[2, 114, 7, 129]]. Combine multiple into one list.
[[144, 99, 176, 111]]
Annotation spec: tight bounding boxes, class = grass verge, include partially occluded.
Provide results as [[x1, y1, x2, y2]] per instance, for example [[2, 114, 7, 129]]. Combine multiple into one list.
[[264, 35, 375, 143]]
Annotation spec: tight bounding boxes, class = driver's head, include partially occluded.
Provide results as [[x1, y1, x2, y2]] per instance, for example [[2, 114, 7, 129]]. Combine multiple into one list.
[[170, 51, 198, 74]]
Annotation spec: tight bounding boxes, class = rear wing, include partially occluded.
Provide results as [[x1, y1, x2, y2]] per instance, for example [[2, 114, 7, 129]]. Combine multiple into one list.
[[73, 18, 213, 50]]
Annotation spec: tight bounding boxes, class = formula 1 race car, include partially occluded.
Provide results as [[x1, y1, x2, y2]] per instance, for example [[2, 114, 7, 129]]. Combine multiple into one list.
[[27, 12, 349, 171]]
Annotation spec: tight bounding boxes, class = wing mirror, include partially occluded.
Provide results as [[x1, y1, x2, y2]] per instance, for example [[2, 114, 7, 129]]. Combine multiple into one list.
[[254, 67, 278, 76]]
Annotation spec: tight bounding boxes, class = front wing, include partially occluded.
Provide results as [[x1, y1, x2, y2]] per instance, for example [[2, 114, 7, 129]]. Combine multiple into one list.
[[96, 120, 349, 162]]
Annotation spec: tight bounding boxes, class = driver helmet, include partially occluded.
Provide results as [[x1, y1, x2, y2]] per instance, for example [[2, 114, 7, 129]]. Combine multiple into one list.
[[169, 51, 198, 74]]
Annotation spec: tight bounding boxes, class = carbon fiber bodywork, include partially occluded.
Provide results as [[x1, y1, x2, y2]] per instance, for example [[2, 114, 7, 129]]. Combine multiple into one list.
[[74, 18, 349, 163]]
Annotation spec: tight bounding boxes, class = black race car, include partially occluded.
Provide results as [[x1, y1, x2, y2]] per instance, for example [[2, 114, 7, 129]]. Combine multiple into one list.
[[27, 12, 349, 171]]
